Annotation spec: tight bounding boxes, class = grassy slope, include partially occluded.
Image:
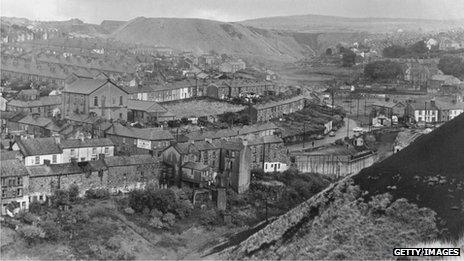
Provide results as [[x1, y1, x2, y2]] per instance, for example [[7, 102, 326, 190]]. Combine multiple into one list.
[[354, 113, 464, 239], [224, 114, 464, 259]]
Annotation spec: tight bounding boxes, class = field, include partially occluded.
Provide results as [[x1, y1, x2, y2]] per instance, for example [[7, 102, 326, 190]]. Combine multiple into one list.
[[163, 100, 246, 119]]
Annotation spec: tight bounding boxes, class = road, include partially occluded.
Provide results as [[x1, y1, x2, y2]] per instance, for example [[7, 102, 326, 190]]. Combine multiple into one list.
[[286, 118, 359, 152]]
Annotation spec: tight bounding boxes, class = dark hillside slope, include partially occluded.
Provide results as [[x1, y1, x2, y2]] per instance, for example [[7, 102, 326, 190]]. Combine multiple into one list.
[[225, 114, 464, 259], [354, 113, 464, 239]]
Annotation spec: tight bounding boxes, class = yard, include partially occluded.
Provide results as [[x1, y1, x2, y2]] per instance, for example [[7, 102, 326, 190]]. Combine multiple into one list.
[[163, 99, 246, 119]]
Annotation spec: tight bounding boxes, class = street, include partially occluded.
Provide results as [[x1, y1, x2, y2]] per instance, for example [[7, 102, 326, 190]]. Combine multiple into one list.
[[286, 118, 359, 152]]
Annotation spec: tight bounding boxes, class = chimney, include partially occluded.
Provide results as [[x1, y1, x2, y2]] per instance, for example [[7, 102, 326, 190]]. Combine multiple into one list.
[[70, 158, 77, 165]]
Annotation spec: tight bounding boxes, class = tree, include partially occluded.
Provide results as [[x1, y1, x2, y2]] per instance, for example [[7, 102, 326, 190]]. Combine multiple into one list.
[[438, 55, 464, 80], [342, 50, 356, 67], [325, 48, 333, 56], [382, 45, 408, 58], [364, 60, 404, 81], [18, 225, 45, 245], [408, 40, 428, 54]]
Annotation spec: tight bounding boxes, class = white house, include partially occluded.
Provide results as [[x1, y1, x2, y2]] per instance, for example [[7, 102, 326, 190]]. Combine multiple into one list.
[[60, 138, 115, 163], [16, 137, 63, 166], [405, 100, 440, 123]]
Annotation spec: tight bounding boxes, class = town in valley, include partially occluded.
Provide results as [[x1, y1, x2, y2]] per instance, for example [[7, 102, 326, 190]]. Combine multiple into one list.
[[1, 0, 464, 260]]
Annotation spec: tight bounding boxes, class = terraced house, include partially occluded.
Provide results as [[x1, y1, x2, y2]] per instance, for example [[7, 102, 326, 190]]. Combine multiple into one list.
[[7, 94, 61, 117], [250, 95, 308, 122], [1, 159, 29, 215], [16, 137, 63, 166], [59, 138, 115, 163], [62, 74, 129, 121], [128, 80, 199, 103]]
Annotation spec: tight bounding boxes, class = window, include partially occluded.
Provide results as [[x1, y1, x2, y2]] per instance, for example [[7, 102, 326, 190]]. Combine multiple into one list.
[[92, 147, 97, 154], [17, 177, 22, 186], [94, 96, 98, 106], [119, 96, 123, 106], [81, 157, 85, 161], [122, 137, 126, 144], [39, 195, 43, 201], [105, 147, 109, 154], [52, 154, 57, 163], [70, 149, 75, 155], [35, 156, 40, 164], [119, 113, 123, 118], [17, 188, 22, 196]]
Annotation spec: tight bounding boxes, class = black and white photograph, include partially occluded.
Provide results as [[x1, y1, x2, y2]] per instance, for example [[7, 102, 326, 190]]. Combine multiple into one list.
[[0, 0, 463, 260]]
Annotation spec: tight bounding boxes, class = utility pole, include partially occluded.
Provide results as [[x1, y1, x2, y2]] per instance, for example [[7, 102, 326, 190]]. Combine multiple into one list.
[[356, 96, 360, 120], [302, 122, 306, 149], [346, 117, 350, 138]]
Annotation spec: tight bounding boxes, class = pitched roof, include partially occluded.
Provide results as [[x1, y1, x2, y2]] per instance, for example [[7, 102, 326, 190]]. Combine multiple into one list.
[[254, 95, 307, 110], [59, 138, 114, 149], [213, 139, 244, 151], [17, 137, 62, 156], [7, 95, 61, 108], [248, 135, 284, 146], [126, 99, 167, 113], [182, 161, 210, 171], [104, 155, 157, 167], [0, 159, 29, 177], [64, 76, 128, 95], [106, 124, 174, 141], [0, 150, 21, 161], [18, 115, 53, 127], [434, 100, 464, 110], [371, 101, 404, 108], [26, 160, 108, 177], [173, 141, 218, 155]]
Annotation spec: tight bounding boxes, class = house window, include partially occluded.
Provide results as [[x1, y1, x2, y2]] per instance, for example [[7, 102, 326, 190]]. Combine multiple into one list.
[[119, 96, 123, 106], [17, 177, 23, 186], [70, 149, 75, 155], [105, 147, 109, 154], [39, 195, 43, 201], [92, 147, 97, 154], [52, 154, 57, 163], [17, 188, 22, 196], [94, 96, 98, 106], [122, 137, 126, 144], [81, 157, 85, 161], [35, 156, 40, 164]]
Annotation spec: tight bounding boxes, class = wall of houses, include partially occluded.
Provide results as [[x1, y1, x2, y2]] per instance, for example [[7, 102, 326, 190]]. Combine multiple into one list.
[[1, 176, 29, 215], [24, 153, 63, 166], [106, 163, 162, 193], [249, 142, 288, 170], [89, 83, 128, 121], [295, 153, 377, 178], [61, 146, 114, 163]]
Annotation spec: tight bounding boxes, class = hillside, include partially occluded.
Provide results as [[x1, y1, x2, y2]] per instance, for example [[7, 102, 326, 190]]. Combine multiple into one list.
[[225, 114, 464, 259], [241, 14, 464, 33], [110, 17, 314, 62]]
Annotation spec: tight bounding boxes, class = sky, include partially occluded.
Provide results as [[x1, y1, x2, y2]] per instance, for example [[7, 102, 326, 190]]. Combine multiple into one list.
[[1, 0, 464, 24]]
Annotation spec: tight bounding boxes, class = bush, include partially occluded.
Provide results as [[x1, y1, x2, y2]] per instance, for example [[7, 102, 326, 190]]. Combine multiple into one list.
[[85, 188, 110, 199], [200, 209, 221, 227], [68, 184, 79, 202], [149, 217, 163, 228], [162, 213, 176, 227], [18, 225, 45, 245], [40, 220, 63, 241]]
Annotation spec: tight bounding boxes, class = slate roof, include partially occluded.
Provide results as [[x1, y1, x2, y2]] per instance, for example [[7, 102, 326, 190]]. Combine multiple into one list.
[[371, 101, 404, 108], [104, 155, 157, 167], [0, 159, 29, 177], [127, 99, 167, 113], [59, 138, 114, 149], [254, 95, 307, 110], [106, 123, 174, 141], [64, 77, 107, 94], [182, 161, 210, 171], [0, 150, 21, 161], [26, 160, 108, 177], [248, 135, 284, 146], [0, 111, 26, 121], [7, 95, 61, 108], [173, 141, 217, 155], [213, 139, 244, 151], [18, 115, 52, 127], [16, 137, 62, 156]]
